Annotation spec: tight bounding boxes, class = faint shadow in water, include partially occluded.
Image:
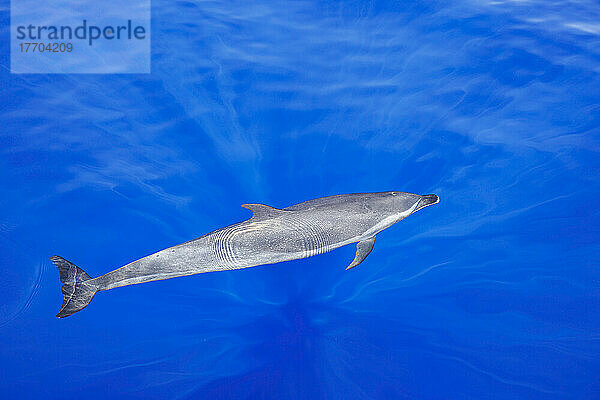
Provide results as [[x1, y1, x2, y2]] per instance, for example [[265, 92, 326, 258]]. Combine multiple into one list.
[[185, 297, 323, 400], [182, 294, 419, 400]]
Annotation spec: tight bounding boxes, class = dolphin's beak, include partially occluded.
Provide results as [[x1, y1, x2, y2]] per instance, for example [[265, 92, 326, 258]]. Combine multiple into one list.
[[415, 194, 439, 212]]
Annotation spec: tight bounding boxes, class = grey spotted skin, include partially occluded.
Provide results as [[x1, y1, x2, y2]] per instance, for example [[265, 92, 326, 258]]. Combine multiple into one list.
[[52, 191, 439, 317]]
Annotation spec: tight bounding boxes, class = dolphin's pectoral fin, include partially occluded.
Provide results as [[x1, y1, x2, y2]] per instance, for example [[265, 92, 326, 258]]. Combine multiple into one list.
[[241, 203, 288, 220], [346, 236, 376, 270]]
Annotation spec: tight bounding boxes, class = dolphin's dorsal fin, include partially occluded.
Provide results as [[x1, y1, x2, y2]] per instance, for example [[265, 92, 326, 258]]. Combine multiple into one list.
[[346, 236, 376, 270], [241, 203, 287, 220]]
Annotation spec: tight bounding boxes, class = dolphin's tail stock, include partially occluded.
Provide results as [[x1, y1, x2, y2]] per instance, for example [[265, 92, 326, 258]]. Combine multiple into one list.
[[51, 255, 98, 318]]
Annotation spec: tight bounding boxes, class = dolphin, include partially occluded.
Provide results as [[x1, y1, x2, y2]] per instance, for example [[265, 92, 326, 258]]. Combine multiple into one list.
[[52, 191, 439, 317]]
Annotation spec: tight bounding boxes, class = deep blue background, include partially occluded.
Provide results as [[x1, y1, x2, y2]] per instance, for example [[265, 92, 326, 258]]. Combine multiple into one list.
[[1, 0, 599, 399]]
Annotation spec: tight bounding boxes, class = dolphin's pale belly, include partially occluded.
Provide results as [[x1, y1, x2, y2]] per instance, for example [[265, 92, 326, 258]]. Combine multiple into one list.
[[93, 212, 368, 290], [209, 214, 360, 269]]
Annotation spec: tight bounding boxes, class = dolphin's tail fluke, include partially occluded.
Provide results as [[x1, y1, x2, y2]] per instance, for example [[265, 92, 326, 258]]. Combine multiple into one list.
[[51, 255, 97, 318]]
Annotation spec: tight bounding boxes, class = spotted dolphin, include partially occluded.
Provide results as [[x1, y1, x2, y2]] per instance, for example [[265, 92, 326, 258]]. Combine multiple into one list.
[[52, 191, 439, 317]]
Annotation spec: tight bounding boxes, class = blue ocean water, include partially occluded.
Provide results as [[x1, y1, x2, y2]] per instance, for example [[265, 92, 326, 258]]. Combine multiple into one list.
[[1, 0, 599, 398]]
